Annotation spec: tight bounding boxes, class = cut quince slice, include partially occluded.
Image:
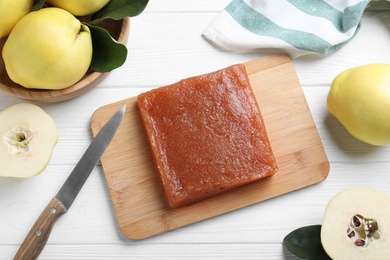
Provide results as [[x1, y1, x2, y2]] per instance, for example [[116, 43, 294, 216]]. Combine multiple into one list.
[[321, 188, 390, 259], [0, 103, 58, 178]]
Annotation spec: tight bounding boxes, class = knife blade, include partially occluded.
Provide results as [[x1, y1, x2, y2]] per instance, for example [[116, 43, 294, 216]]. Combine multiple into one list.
[[14, 105, 126, 260]]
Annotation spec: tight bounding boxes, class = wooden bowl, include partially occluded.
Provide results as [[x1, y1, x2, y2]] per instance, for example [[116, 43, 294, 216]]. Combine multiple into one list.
[[0, 17, 130, 103]]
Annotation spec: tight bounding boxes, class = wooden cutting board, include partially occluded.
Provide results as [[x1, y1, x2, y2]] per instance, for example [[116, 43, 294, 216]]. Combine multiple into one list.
[[90, 54, 329, 240]]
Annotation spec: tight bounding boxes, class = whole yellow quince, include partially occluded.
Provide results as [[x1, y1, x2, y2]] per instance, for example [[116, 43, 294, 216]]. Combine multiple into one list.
[[46, 0, 110, 16], [2, 7, 93, 90], [327, 64, 390, 146], [0, 0, 33, 39]]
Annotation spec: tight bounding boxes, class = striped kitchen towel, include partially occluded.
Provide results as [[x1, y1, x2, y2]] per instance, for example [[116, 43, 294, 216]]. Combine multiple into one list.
[[202, 0, 371, 57]]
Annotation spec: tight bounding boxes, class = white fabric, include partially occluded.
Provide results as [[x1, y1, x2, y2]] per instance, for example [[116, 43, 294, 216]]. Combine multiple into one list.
[[202, 0, 371, 58]]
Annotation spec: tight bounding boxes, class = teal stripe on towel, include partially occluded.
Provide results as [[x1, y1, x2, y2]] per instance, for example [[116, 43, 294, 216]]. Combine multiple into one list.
[[288, 0, 370, 32], [225, 0, 333, 54]]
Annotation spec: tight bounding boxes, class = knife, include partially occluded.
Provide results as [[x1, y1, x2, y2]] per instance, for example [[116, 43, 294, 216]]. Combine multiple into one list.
[[14, 105, 126, 260]]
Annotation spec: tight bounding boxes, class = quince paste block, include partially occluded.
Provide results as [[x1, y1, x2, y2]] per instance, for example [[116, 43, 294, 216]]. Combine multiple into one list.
[[137, 64, 278, 208]]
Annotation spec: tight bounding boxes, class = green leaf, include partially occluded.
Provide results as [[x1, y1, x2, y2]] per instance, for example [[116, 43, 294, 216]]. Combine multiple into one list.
[[283, 225, 331, 260], [89, 0, 149, 25], [87, 25, 128, 72], [32, 0, 46, 11]]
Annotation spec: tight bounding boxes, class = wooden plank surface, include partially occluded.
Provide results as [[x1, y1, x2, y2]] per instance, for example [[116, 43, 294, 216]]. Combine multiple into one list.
[[2, 2, 390, 259], [90, 54, 329, 240]]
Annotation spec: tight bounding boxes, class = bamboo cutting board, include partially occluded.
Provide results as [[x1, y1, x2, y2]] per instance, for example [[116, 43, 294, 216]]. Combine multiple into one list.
[[90, 55, 329, 240]]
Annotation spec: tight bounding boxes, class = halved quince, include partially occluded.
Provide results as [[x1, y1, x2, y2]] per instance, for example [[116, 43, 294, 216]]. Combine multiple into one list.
[[321, 188, 390, 259], [0, 103, 58, 178]]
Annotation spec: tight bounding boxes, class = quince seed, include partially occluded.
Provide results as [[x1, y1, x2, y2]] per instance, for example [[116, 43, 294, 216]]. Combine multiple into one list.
[[347, 214, 381, 247]]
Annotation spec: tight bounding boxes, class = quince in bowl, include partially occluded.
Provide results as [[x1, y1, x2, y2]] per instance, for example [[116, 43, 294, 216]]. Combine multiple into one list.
[[0, 0, 149, 103], [0, 16, 129, 103]]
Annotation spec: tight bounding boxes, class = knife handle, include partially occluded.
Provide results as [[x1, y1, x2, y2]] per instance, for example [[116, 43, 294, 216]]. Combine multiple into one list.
[[14, 197, 67, 260]]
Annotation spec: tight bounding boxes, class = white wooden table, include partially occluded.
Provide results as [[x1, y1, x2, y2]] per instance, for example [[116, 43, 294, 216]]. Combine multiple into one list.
[[2, 1, 390, 259]]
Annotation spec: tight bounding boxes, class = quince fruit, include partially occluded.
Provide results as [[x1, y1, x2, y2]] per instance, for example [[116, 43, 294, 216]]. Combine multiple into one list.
[[2, 7, 92, 90], [321, 188, 390, 259], [46, 0, 110, 16], [0, 0, 33, 39], [327, 64, 390, 146], [0, 103, 58, 178]]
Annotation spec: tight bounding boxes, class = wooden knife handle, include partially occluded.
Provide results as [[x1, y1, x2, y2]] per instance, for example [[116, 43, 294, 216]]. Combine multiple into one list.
[[14, 197, 67, 260]]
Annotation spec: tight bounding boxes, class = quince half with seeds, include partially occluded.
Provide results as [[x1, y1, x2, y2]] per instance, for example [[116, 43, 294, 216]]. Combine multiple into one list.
[[0, 103, 58, 178], [321, 188, 390, 259]]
